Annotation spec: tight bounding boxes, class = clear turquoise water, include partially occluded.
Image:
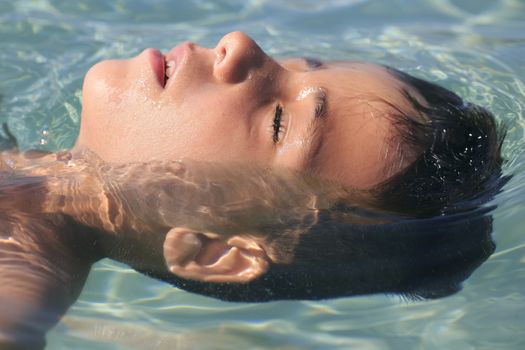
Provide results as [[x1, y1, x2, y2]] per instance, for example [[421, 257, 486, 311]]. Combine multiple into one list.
[[1, 0, 524, 349]]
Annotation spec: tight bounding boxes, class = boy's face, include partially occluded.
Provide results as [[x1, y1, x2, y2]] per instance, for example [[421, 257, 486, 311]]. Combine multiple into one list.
[[76, 32, 414, 189]]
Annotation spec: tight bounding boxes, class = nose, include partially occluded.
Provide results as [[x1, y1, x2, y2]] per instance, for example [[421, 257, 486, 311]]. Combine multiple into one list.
[[213, 32, 267, 83]]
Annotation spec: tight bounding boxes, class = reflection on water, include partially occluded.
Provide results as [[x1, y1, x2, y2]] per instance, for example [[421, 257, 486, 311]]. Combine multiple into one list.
[[0, 0, 524, 349]]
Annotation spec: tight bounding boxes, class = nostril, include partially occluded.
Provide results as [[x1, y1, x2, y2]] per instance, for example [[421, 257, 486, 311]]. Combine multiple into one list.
[[213, 31, 264, 83], [215, 46, 226, 65]]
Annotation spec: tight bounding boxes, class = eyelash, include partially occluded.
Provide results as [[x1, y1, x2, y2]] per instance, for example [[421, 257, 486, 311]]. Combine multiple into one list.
[[272, 104, 284, 143]]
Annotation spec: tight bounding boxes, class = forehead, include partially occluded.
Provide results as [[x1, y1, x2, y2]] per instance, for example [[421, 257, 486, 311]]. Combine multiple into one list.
[[309, 61, 413, 111], [298, 62, 413, 189]]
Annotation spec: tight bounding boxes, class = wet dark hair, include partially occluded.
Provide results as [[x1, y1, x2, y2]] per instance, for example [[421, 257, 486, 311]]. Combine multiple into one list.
[[374, 67, 508, 217], [144, 207, 496, 301]]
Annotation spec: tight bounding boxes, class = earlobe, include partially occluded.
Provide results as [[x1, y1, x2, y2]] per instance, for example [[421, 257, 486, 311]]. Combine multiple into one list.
[[163, 227, 269, 283]]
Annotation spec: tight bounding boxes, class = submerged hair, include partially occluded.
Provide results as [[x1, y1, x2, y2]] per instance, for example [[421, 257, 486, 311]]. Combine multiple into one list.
[[120, 69, 508, 302]]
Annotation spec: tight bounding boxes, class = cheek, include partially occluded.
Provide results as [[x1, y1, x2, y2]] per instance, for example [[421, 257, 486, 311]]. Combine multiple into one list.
[[166, 93, 259, 162], [176, 87, 237, 136], [172, 102, 238, 155], [78, 63, 258, 163]]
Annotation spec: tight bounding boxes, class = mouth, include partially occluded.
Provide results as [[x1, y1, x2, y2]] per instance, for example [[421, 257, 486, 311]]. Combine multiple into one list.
[[148, 43, 191, 89], [164, 59, 176, 87], [148, 48, 167, 88], [163, 42, 192, 88]]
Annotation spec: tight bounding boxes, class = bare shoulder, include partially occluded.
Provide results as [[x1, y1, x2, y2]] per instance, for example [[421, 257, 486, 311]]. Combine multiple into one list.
[[0, 210, 98, 349]]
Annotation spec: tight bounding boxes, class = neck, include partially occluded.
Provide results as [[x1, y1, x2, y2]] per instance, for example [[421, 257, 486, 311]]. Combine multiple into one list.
[[1, 148, 348, 271], [3, 148, 347, 233], [0, 150, 117, 231]]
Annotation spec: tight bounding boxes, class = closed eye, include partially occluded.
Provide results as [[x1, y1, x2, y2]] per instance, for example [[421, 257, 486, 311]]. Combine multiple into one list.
[[272, 104, 284, 143]]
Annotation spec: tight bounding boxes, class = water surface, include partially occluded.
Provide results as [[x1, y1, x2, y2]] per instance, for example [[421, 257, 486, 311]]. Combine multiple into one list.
[[0, 0, 524, 349]]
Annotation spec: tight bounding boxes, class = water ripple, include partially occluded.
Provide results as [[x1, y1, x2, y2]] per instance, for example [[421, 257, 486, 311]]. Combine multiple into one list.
[[1, 1, 523, 349]]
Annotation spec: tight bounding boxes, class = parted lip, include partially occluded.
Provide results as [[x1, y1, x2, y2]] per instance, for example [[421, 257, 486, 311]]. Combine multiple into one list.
[[148, 48, 165, 88], [148, 42, 193, 88], [163, 41, 193, 88], [165, 41, 192, 64]]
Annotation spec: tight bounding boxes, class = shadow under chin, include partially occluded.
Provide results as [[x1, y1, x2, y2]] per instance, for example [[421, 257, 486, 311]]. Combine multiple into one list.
[[0, 123, 18, 151], [0, 94, 19, 151]]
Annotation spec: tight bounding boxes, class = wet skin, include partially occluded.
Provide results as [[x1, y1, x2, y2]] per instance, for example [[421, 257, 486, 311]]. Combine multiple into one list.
[[0, 32, 421, 348], [0, 148, 344, 348], [75, 31, 417, 189], [73, 31, 423, 284], [0, 148, 497, 348]]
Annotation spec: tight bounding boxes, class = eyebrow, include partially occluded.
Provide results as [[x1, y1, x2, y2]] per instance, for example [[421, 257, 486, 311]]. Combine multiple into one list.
[[301, 87, 328, 167], [303, 57, 324, 69], [313, 88, 327, 120]]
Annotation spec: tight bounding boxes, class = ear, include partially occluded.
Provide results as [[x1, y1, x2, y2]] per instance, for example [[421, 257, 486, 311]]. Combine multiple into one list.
[[163, 227, 270, 283]]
